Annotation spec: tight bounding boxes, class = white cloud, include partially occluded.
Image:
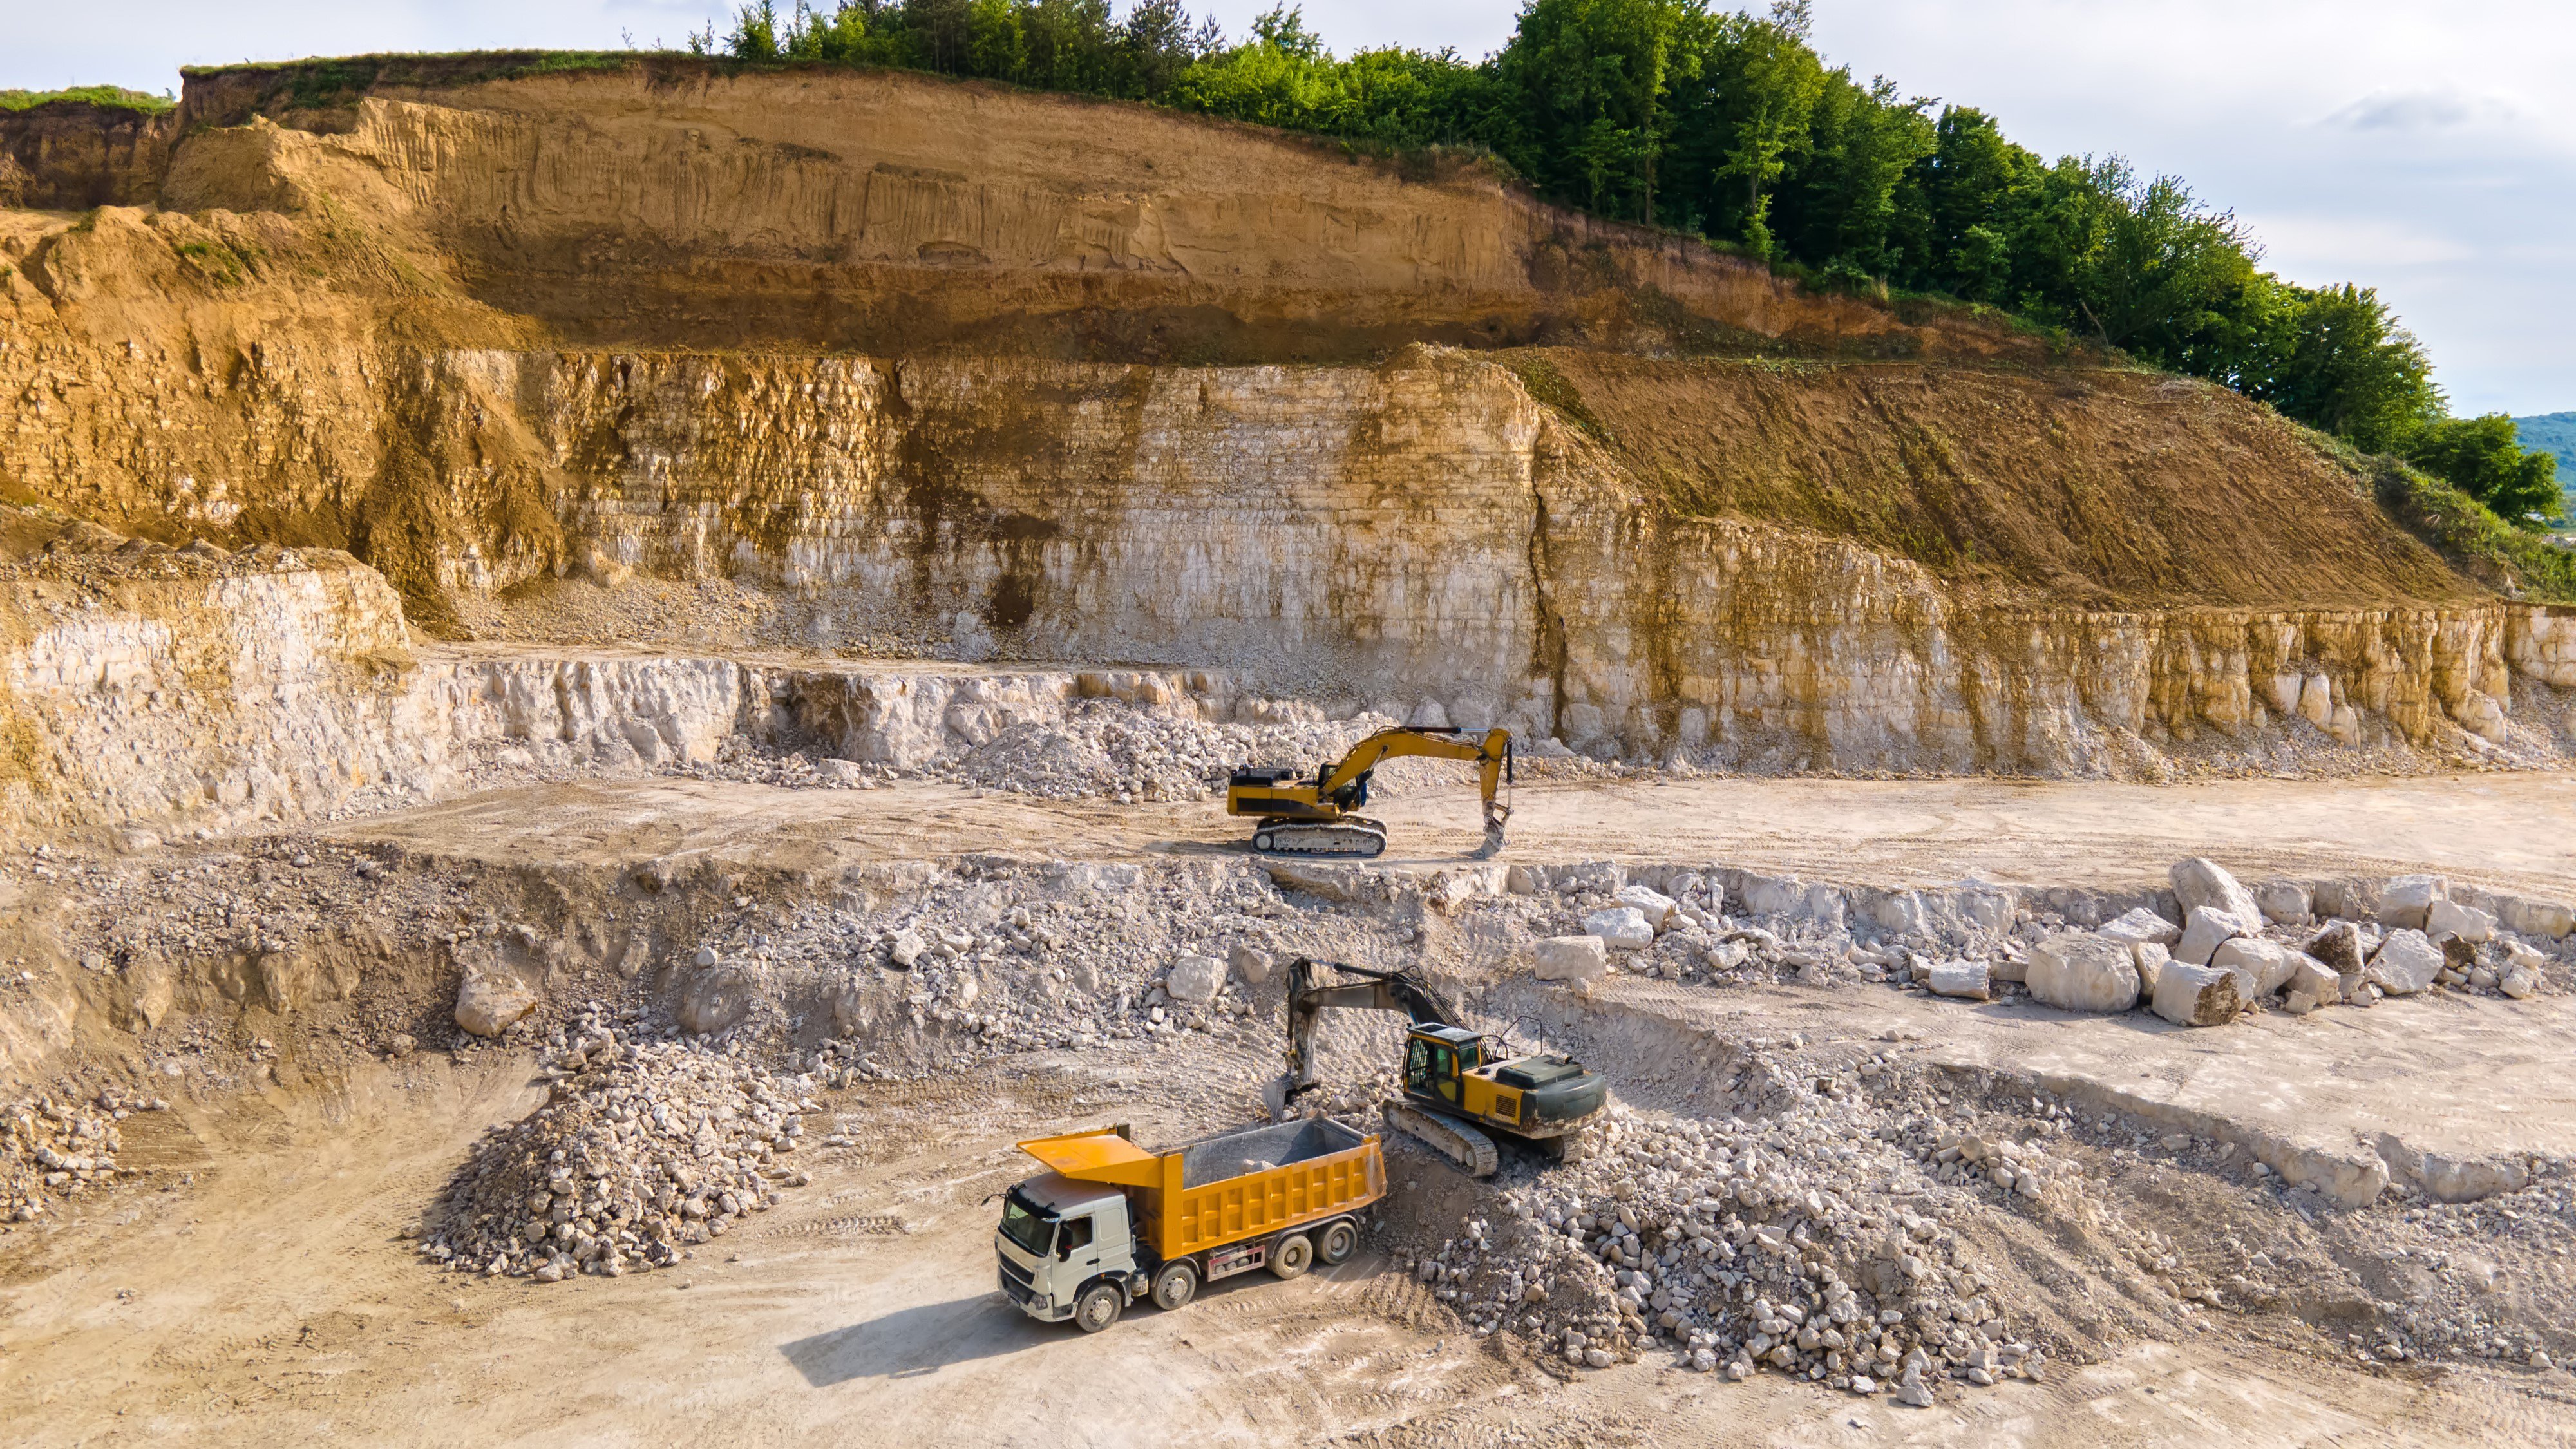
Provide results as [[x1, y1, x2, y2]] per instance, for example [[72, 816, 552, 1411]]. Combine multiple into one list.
[[2324, 88, 2520, 132]]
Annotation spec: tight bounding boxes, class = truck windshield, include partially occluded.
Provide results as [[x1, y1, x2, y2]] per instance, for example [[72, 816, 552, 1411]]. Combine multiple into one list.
[[998, 1189, 1056, 1256]]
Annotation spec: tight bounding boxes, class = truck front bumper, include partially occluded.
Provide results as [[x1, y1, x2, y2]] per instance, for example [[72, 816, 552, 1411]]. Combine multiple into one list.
[[998, 1252, 1073, 1322]]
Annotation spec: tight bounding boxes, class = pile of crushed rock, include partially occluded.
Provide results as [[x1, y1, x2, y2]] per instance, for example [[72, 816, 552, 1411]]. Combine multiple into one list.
[[1, 1088, 162, 1224], [415, 1007, 817, 1283], [1380, 1074, 2063, 1405]]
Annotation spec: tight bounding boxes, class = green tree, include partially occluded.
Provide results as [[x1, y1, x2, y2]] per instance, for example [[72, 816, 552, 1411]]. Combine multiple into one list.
[[2407, 415, 2564, 526]]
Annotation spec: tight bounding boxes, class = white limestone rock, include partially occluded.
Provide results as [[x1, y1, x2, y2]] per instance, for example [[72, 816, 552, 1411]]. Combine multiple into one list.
[[454, 969, 538, 1037], [2425, 899, 2496, 944], [2174, 907, 2245, 967], [1166, 954, 1226, 1003], [2170, 858, 2264, 934], [1927, 960, 1992, 1002], [2151, 963, 2243, 1027], [2365, 930, 2444, 996], [1229, 942, 1276, 987], [2282, 954, 2341, 1014], [2496, 895, 2575, 941], [1534, 936, 1610, 984], [2025, 933, 2141, 1013], [2210, 938, 2298, 999], [1613, 884, 1677, 928], [1584, 907, 1656, 951], [2377, 875, 2448, 931], [2098, 907, 2182, 951], [2253, 880, 2313, 925], [2131, 942, 2169, 997]]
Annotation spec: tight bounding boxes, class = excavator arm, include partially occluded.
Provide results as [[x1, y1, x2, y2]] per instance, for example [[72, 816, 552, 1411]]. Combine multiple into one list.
[[1279, 957, 1459, 1101], [1316, 726, 1513, 841]]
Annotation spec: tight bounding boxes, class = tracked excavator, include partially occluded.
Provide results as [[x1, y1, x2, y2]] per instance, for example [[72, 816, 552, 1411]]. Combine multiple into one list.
[[1270, 957, 1606, 1177], [1226, 726, 1512, 859]]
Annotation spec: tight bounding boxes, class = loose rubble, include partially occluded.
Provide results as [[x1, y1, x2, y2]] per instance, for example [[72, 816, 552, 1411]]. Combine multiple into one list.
[[418, 1007, 814, 1283], [3, 1088, 162, 1223]]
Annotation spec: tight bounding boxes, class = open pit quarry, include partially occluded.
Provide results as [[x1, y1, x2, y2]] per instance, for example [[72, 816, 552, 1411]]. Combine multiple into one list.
[[3, 57, 2576, 1448]]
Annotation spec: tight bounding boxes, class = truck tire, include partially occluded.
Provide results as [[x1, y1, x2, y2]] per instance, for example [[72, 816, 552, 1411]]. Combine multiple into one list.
[[1073, 1282, 1124, 1333], [1151, 1259, 1198, 1311], [1270, 1233, 1314, 1280], [1316, 1218, 1359, 1265]]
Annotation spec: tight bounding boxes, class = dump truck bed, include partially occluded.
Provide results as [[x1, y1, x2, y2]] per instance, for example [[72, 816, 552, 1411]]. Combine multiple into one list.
[[1018, 1118, 1385, 1262]]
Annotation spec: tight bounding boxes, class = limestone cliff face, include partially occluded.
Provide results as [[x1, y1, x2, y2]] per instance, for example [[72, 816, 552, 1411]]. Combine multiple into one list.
[[448, 343, 2568, 772]]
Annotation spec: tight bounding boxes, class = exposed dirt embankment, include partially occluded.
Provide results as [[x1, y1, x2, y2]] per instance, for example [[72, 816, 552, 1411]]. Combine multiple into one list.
[[0, 100, 171, 211], [153, 60, 2047, 365]]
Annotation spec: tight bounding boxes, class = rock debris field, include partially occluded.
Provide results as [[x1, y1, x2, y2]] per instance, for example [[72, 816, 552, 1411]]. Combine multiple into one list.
[[8, 736, 2576, 1440]]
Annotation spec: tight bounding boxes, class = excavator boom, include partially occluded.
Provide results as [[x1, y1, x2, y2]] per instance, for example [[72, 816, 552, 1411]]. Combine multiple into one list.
[[1227, 726, 1512, 859]]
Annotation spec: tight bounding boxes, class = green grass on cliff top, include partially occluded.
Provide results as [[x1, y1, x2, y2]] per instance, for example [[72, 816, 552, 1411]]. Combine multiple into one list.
[[0, 86, 174, 115]]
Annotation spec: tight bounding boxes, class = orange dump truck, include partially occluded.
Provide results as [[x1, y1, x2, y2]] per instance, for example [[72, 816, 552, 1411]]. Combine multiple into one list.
[[993, 1118, 1387, 1332]]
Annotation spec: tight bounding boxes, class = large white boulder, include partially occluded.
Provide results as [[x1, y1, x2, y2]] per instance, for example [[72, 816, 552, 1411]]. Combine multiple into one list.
[[2151, 962, 2243, 1027], [2026, 933, 2141, 1013], [2376, 875, 2447, 931], [1927, 960, 1992, 1001], [2425, 899, 2496, 944], [1614, 884, 1678, 929], [2170, 858, 2265, 934], [1534, 936, 1610, 983], [1584, 907, 1656, 951], [2098, 907, 2181, 951], [1166, 954, 1227, 1003], [2174, 907, 2244, 967], [2253, 880, 2313, 925], [2210, 938, 2298, 999], [2365, 930, 2444, 996], [2282, 954, 2342, 1013], [454, 969, 538, 1037], [2497, 895, 2575, 941]]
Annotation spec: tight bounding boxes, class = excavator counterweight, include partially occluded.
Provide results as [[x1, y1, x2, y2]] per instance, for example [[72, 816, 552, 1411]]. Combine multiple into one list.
[[1226, 726, 1512, 859]]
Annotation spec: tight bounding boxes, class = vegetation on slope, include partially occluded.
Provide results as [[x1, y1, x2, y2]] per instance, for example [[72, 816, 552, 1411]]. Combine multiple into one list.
[[0, 86, 173, 115]]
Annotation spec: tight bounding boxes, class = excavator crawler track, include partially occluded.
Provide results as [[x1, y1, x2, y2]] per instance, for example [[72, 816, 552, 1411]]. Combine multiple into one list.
[[1251, 819, 1388, 858], [1383, 1103, 1499, 1177]]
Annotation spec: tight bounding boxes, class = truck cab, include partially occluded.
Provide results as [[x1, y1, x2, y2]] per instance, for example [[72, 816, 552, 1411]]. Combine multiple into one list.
[[993, 1172, 1139, 1329]]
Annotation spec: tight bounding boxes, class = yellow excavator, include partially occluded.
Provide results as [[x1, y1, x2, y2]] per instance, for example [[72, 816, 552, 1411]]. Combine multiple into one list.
[[1269, 958, 1607, 1177], [1226, 726, 1512, 859]]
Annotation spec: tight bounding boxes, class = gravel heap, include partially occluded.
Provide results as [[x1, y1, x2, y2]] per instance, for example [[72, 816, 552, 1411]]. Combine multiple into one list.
[[1, 1088, 161, 1223], [417, 1009, 816, 1283], [1379, 1068, 2072, 1406]]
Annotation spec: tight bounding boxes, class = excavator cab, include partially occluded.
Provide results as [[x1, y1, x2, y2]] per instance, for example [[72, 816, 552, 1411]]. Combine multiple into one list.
[[1403, 1025, 1486, 1108]]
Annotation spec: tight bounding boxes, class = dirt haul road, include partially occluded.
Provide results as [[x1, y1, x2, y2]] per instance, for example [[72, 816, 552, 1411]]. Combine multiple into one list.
[[6, 767, 2576, 1447], [323, 769, 2576, 896]]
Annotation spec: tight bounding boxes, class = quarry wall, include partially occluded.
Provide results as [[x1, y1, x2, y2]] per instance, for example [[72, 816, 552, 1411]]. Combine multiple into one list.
[[0, 63, 2567, 838]]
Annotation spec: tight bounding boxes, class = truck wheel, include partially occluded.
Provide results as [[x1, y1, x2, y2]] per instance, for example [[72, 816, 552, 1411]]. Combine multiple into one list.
[[1151, 1260, 1198, 1311], [1073, 1282, 1124, 1333], [1270, 1234, 1314, 1280], [1317, 1219, 1359, 1265]]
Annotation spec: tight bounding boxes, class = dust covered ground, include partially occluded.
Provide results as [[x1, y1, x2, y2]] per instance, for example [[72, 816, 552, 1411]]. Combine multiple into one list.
[[5, 762, 2576, 1446]]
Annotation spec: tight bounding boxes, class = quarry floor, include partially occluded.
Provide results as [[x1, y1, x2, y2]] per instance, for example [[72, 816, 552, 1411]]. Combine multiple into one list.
[[327, 768, 2576, 897], [8, 768, 2576, 1445]]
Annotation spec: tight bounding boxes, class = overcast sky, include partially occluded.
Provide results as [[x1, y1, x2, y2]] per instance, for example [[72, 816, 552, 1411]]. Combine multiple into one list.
[[10, 1, 2569, 415]]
